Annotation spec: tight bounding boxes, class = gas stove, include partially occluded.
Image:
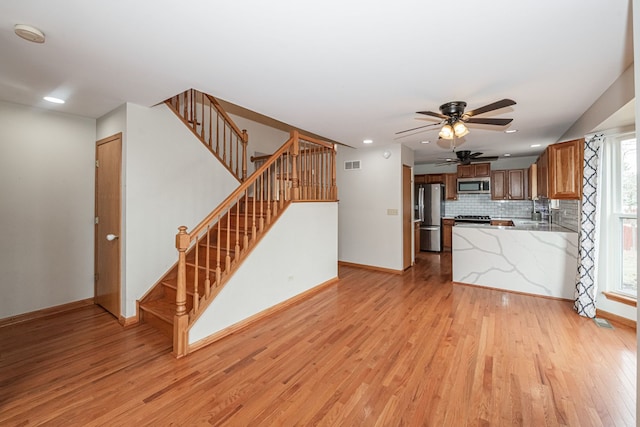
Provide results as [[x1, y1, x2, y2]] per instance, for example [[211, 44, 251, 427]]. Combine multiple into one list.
[[454, 215, 491, 224]]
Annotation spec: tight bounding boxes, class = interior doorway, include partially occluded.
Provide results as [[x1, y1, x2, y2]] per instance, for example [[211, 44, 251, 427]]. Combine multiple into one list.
[[95, 133, 122, 318], [402, 164, 412, 269]]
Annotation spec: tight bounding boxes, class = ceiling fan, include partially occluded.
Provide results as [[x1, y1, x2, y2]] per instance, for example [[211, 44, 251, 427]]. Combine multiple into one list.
[[396, 98, 516, 138], [438, 150, 499, 166]]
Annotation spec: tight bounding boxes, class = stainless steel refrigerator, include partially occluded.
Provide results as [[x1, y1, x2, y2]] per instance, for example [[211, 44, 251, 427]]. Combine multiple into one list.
[[415, 183, 445, 252]]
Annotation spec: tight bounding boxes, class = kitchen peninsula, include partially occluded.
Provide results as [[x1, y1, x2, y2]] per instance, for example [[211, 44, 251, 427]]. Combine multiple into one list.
[[452, 220, 579, 299]]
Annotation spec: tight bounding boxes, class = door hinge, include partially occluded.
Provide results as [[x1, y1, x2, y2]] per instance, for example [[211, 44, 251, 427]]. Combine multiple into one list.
[[95, 216, 99, 225], [95, 160, 99, 167], [94, 273, 99, 282]]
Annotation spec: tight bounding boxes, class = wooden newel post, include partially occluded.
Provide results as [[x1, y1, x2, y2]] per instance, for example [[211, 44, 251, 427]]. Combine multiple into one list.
[[173, 225, 190, 357], [331, 144, 338, 200], [291, 130, 300, 201], [242, 130, 248, 181]]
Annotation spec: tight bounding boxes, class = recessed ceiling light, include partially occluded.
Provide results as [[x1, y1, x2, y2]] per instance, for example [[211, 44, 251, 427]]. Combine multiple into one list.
[[421, 140, 430, 144], [14, 24, 45, 43], [363, 139, 373, 144], [504, 153, 511, 157], [504, 129, 518, 134], [530, 144, 541, 148], [43, 96, 65, 104]]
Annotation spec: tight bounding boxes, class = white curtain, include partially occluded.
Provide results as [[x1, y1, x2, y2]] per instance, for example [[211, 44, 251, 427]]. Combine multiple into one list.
[[574, 134, 607, 317]]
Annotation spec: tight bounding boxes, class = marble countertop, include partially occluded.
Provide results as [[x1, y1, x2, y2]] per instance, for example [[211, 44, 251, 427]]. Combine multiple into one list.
[[454, 218, 575, 233]]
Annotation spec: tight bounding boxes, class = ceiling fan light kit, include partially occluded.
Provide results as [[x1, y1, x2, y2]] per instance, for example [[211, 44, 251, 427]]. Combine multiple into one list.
[[397, 98, 516, 143]]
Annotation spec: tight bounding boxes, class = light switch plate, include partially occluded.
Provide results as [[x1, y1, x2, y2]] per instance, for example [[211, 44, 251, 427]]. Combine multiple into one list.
[[387, 209, 398, 215]]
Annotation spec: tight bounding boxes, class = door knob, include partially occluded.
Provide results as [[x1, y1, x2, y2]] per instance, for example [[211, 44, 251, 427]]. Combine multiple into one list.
[[106, 234, 119, 241]]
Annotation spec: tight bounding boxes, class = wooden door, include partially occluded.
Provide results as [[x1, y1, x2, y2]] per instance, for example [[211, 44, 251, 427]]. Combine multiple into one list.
[[95, 133, 122, 318], [403, 165, 412, 269]]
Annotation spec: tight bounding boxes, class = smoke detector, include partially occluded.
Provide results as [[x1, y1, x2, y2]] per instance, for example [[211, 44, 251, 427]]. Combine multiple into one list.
[[14, 24, 45, 43]]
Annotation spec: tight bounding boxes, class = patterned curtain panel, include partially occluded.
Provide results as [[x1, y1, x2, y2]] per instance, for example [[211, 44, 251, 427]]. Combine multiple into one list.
[[574, 134, 605, 317]]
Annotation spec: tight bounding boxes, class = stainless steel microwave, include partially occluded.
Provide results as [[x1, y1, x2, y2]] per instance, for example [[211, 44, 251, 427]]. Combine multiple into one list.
[[457, 177, 490, 194]]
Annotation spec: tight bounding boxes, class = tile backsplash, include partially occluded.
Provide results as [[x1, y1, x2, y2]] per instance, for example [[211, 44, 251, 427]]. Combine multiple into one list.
[[444, 194, 541, 218], [444, 194, 581, 231], [549, 199, 580, 232]]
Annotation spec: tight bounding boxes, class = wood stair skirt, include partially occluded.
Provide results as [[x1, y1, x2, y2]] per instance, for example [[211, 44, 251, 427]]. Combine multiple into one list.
[[138, 201, 274, 340]]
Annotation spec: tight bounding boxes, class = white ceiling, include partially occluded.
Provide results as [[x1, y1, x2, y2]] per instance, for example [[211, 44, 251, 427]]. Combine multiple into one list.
[[0, 1, 634, 164]]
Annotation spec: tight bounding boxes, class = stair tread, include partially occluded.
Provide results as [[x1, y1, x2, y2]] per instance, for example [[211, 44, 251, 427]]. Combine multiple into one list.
[[140, 299, 176, 323]]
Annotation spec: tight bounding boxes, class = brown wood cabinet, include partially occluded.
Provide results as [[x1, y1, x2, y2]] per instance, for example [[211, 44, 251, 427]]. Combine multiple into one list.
[[425, 174, 444, 184], [444, 173, 458, 200], [442, 218, 454, 252], [548, 139, 584, 199], [491, 169, 528, 200], [490, 219, 515, 227], [536, 149, 549, 198], [536, 138, 583, 200], [457, 162, 490, 178], [528, 163, 538, 200], [414, 174, 426, 184]]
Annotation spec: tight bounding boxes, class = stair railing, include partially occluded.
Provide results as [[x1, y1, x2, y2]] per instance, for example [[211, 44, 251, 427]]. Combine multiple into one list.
[[166, 89, 248, 181], [172, 130, 337, 356]]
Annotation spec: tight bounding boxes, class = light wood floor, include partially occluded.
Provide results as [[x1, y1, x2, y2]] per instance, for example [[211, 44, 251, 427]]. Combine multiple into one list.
[[1, 252, 636, 426]]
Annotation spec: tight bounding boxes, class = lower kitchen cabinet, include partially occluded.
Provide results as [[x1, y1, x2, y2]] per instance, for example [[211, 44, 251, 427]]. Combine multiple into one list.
[[442, 218, 454, 252]]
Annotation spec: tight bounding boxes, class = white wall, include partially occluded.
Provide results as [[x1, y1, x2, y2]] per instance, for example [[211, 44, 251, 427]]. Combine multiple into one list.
[[0, 101, 96, 318], [189, 202, 338, 344], [337, 143, 406, 271], [228, 113, 291, 175], [120, 103, 240, 317], [562, 64, 635, 140]]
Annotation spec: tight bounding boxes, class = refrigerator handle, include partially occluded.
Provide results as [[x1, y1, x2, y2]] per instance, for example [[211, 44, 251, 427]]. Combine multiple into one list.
[[419, 187, 425, 223]]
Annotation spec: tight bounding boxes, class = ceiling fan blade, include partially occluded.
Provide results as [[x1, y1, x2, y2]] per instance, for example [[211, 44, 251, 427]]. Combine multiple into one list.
[[469, 152, 484, 158], [465, 99, 516, 117], [417, 110, 448, 119], [395, 122, 442, 135], [464, 117, 513, 126]]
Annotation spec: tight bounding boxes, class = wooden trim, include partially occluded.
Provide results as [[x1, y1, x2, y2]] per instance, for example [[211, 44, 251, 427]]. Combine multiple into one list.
[[596, 308, 637, 329], [338, 261, 404, 275], [452, 281, 573, 302], [188, 276, 340, 353], [0, 298, 94, 328], [118, 315, 139, 328], [602, 291, 637, 307]]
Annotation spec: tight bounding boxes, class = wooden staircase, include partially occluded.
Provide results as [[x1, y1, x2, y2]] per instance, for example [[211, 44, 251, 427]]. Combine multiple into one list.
[[138, 95, 338, 357], [139, 199, 270, 339]]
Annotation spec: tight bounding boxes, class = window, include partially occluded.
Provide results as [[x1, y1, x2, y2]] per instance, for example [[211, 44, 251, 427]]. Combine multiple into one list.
[[604, 134, 637, 298], [616, 137, 636, 297]]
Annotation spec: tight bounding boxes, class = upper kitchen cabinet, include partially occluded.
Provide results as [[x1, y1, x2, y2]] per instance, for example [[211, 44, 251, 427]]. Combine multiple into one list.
[[536, 139, 584, 200], [425, 174, 444, 184], [414, 174, 426, 184], [491, 169, 528, 200], [457, 162, 490, 178], [528, 164, 538, 200], [444, 173, 458, 200]]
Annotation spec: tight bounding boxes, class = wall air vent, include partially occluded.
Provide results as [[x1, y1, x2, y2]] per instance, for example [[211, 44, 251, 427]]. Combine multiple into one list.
[[344, 160, 361, 170]]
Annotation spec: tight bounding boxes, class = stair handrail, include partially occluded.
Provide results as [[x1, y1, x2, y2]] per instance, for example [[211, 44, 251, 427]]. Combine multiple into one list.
[[165, 89, 248, 181], [172, 130, 337, 356]]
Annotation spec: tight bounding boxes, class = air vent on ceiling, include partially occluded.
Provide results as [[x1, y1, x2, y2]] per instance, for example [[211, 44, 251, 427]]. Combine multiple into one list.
[[344, 160, 361, 170]]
